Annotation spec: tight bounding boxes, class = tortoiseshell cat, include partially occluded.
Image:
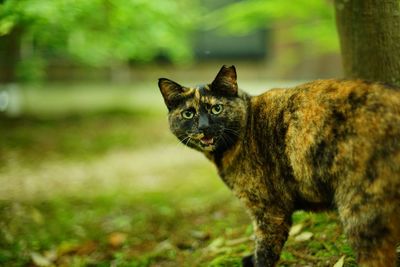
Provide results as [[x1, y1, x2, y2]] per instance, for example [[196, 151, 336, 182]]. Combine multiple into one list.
[[158, 65, 400, 267]]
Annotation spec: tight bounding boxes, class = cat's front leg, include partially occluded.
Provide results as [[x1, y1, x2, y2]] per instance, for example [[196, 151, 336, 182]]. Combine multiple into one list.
[[244, 213, 291, 267]]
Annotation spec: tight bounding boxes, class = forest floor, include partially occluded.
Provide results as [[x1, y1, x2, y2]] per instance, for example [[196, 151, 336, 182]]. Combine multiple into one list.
[[0, 83, 356, 266]]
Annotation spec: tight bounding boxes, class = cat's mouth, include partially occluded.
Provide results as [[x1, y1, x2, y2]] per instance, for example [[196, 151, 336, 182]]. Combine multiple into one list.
[[200, 136, 214, 146], [189, 133, 216, 151]]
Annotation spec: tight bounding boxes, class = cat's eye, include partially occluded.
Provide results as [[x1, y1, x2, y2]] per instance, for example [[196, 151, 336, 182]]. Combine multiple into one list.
[[182, 109, 195, 119], [211, 104, 223, 115]]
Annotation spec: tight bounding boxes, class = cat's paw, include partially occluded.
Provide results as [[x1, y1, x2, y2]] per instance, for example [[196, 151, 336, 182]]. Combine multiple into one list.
[[241, 254, 254, 267]]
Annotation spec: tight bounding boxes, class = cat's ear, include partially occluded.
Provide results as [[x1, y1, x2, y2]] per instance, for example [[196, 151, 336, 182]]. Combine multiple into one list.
[[158, 78, 186, 110], [211, 65, 238, 96]]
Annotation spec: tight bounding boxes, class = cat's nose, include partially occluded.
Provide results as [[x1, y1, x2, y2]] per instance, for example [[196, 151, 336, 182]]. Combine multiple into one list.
[[199, 123, 210, 133], [198, 114, 210, 132]]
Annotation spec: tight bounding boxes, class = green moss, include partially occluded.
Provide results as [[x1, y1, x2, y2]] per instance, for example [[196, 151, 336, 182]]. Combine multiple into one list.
[[208, 255, 242, 267]]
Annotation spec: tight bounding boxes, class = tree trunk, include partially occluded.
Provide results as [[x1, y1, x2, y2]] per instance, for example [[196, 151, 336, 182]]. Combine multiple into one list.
[[334, 0, 400, 86], [0, 27, 22, 84]]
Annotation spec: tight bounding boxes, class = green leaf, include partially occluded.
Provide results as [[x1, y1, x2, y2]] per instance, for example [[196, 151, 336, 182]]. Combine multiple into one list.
[[0, 18, 15, 35]]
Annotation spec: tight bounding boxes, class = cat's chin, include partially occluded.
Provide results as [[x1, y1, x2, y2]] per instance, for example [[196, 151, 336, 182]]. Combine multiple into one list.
[[201, 144, 215, 152], [193, 140, 214, 152], [199, 136, 217, 152], [186, 133, 217, 152]]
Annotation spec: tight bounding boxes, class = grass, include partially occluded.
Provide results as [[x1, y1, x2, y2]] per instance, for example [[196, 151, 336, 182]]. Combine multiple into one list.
[[0, 83, 356, 266]]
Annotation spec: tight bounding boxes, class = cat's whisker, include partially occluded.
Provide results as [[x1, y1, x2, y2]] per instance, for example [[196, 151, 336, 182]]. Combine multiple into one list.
[[183, 137, 190, 144], [223, 126, 241, 135], [220, 133, 230, 148], [224, 133, 235, 143], [223, 128, 240, 137], [185, 137, 192, 146], [177, 136, 188, 145], [174, 136, 192, 151]]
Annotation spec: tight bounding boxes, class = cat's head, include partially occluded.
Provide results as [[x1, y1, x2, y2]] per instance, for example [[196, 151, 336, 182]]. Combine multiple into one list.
[[158, 65, 248, 154]]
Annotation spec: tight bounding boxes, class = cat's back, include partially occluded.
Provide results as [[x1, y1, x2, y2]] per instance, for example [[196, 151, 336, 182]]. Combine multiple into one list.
[[252, 79, 400, 133], [250, 79, 400, 192], [254, 79, 400, 113]]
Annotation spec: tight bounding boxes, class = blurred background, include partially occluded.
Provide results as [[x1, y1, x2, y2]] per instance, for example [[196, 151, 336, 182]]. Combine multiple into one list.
[[0, 0, 351, 266]]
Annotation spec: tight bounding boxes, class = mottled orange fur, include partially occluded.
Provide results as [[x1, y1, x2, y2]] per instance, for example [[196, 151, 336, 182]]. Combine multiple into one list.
[[159, 66, 400, 267]]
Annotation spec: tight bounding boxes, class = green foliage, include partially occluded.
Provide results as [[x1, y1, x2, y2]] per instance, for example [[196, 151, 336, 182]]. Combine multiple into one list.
[[0, 1, 340, 82], [0, 0, 200, 66], [0, 0, 339, 66], [16, 54, 46, 82], [209, 255, 242, 267], [204, 0, 339, 53]]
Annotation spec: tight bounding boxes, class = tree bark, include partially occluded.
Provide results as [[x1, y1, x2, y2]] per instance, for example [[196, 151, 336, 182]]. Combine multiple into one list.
[[334, 0, 400, 86], [0, 27, 22, 84]]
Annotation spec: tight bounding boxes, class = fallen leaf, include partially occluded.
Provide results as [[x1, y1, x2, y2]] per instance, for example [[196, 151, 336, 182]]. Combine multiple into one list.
[[30, 252, 52, 267], [43, 249, 57, 262], [31, 208, 44, 224], [176, 241, 194, 250], [225, 236, 252, 246], [108, 232, 127, 247], [333, 255, 345, 267], [207, 237, 225, 251], [190, 230, 210, 241], [289, 224, 303, 237], [154, 240, 174, 254], [76, 241, 97, 255], [57, 241, 80, 256], [294, 231, 313, 242]]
